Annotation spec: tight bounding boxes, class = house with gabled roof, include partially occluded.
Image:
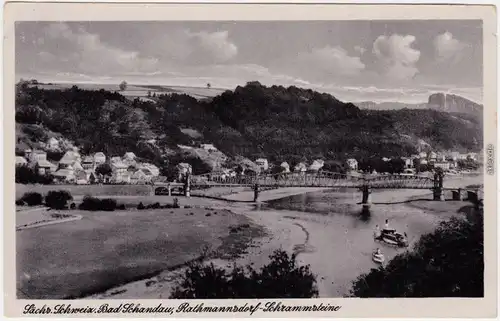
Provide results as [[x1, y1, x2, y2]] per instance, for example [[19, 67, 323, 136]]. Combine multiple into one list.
[[75, 170, 88, 185], [35, 159, 56, 175], [15, 156, 28, 166], [53, 168, 76, 183], [82, 156, 95, 170], [130, 169, 153, 184], [58, 150, 81, 168], [93, 152, 106, 165]]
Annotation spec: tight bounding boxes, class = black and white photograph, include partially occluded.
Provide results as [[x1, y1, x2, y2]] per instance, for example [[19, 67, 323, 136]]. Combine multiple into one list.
[[4, 3, 497, 317]]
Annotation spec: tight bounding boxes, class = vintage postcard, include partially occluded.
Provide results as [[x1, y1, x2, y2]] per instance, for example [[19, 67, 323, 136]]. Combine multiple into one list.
[[3, 2, 497, 318]]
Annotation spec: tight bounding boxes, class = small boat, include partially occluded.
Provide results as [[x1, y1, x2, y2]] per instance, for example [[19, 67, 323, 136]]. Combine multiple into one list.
[[374, 228, 409, 247], [372, 251, 385, 264]]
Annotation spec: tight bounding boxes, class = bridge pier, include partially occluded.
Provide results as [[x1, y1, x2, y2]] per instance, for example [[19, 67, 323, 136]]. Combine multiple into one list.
[[254, 183, 260, 202], [433, 171, 445, 201], [184, 173, 191, 197], [452, 188, 462, 201], [168, 184, 172, 196], [361, 185, 372, 206]]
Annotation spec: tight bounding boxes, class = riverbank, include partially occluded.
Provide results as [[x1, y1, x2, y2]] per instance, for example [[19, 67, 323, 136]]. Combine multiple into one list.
[[17, 206, 264, 299]]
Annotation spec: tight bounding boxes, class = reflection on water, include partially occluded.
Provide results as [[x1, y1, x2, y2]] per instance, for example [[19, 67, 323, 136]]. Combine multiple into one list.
[[358, 206, 371, 222]]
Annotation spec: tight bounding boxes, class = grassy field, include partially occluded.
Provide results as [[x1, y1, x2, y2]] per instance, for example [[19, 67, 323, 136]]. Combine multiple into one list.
[[17, 207, 263, 299]]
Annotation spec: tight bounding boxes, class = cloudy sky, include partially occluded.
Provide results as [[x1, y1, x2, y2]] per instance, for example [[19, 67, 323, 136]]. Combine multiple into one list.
[[16, 20, 482, 103]]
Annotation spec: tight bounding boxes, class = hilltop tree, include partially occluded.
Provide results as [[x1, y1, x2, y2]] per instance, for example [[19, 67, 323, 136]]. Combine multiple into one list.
[[119, 81, 128, 91], [207, 83, 211, 89]]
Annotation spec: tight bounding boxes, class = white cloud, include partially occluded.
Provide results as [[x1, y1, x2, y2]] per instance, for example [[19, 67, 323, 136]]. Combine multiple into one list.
[[185, 30, 238, 63], [434, 31, 467, 62], [42, 23, 159, 75], [354, 46, 366, 55], [372, 34, 421, 81], [278, 46, 365, 83]]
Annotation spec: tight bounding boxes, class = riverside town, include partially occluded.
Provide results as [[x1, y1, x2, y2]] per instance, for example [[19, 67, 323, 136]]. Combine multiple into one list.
[[15, 20, 484, 301]]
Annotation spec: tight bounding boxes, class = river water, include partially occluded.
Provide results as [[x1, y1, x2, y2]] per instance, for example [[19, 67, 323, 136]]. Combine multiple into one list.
[[258, 186, 476, 297]]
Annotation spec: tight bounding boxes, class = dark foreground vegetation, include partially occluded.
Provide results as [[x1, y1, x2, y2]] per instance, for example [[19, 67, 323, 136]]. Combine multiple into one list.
[[170, 249, 318, 299], [16, 81, 482, 172]]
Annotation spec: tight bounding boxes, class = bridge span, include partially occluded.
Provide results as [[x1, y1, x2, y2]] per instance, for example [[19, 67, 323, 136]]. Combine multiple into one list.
[[152, 171, 481, 204]]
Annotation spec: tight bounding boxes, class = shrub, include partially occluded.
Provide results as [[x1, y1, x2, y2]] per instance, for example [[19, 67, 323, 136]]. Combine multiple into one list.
[[16, 166, 54, 184], [137, 202, 145, 210], [170, 249, 318, 299], [79, 196, 117, 211], [70, 202, 76, 210], [15, 199, 26, 206], [117, 204, 126, 210], [151, 202, 161, 209], [100, 198, 117, 211], [20, 192, 43, 206], [173, 198, 180, 209], [45, 190, 73, 209]]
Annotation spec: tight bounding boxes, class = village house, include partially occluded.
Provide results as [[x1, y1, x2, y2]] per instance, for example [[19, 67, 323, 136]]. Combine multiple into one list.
[[46, 137, 60, 151], [309, 159, 324, 172], [58, 150, 81, 169], [346, 158, 359, 171], [29, 150, 48, 163], [53, 166, 76, 183], [123, 152, 136, 161], [110, 156, 122, 164], [382, 157, 391, 162], [255, 158, 269, 172], [419, 151, 428, 159], [94, 152, 106, 165], [15, 156, 28, 166], [139, 163, 160, 177], [35, 159, 56, 175], [280, 162, 291, 173], [200, 143, 218, 152], [434, 162, 451, 171], [111, 161, 129, 183], [176, 163, 193, 181], [467, 152, 478, 161], [294, 162, 307, 173], [401, 157, 412, 169], [82, 156, 95, 170], [130, 169, 153, 184], [75, 170, 89, 185], [428, 151, 437, 161], [449, 151, 460, 161], [24, 149, 33, 161]]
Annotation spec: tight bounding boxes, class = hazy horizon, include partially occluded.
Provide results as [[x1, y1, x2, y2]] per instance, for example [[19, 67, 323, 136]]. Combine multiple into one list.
[[16, 20, 483, 104]]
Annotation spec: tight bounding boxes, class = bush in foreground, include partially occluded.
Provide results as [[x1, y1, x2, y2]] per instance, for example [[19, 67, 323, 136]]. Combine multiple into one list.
[[79, 196, 117, 211], [45, 190, 73, 209], [19, 192, 43, 206], [170, 249, 318, 299]]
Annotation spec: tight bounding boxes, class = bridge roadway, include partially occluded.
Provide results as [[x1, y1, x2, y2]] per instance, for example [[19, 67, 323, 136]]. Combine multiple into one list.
[[153, 171, 482, 202]]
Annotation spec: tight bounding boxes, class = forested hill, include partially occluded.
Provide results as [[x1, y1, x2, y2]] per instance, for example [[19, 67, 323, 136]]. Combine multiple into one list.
[[15, 81, 482, 168]]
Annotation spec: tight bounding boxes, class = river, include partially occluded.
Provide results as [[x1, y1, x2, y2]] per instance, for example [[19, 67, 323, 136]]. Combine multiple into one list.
[[249, 181, 481, 297]]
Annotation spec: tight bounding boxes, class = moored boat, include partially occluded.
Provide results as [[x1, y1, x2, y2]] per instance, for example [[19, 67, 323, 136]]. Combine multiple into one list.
[[372, 249, 385, 264]]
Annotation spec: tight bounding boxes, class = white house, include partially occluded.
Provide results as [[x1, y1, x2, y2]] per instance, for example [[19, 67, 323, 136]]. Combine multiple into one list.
[[280, 162, 291, 173], [75, 170, 89, 185], [139, 163, 160, 177], [36, 160, 56, 175], [15, 156, 28, 166], [255, 158, 269, 171], [30, 150, 47, 163], [82, 156, 95, 170], [123, 152, 136, 161], [58, 151, 81, 168], [94, 152, 106, 165], [419, 152, 428, 159], [200, 144, 218, 152], [309, 159, 324, 171], [434, 162, 451, 170], [428, 151, 437, 161], [294, 162, 307, 173], [53, 168, 76, 183], [47, 137, 60, 150], [346, 158, 358, 171], [130, 169, 153, 184]]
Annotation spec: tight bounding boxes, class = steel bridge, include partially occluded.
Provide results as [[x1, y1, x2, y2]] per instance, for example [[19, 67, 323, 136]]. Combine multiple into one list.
[[186, 171, 437, 190]]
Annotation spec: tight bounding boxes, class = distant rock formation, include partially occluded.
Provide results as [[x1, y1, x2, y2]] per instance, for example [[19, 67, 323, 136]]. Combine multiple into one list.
[[427, 93, 482, 116], [356, 93, 482, 116]]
